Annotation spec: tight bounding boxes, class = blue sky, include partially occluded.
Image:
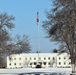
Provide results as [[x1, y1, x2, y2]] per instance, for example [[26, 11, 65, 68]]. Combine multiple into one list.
[[0, 0, 59, 52]]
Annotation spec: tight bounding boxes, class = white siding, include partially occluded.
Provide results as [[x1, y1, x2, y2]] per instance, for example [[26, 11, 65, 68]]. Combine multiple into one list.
[[7, 53, 71, 68]]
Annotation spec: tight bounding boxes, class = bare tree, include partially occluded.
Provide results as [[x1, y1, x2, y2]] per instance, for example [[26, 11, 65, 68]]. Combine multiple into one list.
[[52, 49, 58, 53], [0, 12, 31, 67], [0, 12, 15, 67], [43, 0, 76, 73], [10, 34, 31, 54]]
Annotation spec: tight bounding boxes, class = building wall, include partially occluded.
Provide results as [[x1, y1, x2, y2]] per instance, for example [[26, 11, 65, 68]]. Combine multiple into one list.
[[7, 53, 71, 68], [56, 53, 71, 67]]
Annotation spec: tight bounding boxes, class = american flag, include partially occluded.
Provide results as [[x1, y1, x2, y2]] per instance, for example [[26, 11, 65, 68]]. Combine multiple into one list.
[[36, 11, 39, 25]]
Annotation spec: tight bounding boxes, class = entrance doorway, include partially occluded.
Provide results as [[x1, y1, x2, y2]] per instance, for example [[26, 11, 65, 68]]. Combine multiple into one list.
[[36, 62, 42, 68], [36, 64, 42, 68]]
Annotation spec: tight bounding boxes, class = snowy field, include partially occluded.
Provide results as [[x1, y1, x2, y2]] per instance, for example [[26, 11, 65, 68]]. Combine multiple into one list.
[[0, 67, 72, 75]]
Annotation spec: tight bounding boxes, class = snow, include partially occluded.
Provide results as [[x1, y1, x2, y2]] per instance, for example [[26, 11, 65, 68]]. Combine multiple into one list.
[[0, 67, 72, 75]]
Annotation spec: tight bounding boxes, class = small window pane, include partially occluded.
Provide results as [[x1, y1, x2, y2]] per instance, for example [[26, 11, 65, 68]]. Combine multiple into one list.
[[64, 57, 66, 59], [30, 63, 32, 65], [19, 63, 21, 65], [64, 62, 66, 65], [19, 58, 21, 60], [59, 57, 61, 60], [48, 57, 50, 60], [25, 58, 27, 60], [39, 57, 41, 60], [69, 62, 71, 65], [14, 58, 16, 60], [9, 63, 11, 65], [59, 62, 61, 65], [34, 58, 36, 60], [53, 57, 55, 60], [34, 62, 36, 65], [44, 62, 46, 65], [44, 57, 46, 60], [48, 62, 50, 65], [30, 58, 31, 60], [14, 63, 16, 65]]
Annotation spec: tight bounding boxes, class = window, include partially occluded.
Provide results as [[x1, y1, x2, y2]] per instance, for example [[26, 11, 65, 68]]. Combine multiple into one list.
[[34, 58, 36, 60], [52, 57, 55, 60], [14, 63, 16, 65], [30, 63, 32, 65], [19, 63, 21, 65], [44, 57, 46, 60], [34, 62, 36, 65], [9, 57, 12, 60], [48, 57, 50, 60], [19, 57, 21, 60], [44, 62, 46, 65], [69, 57, 71, 59], [30, 57, 31, 60], [64, 57, 66, 59], [48, 62, 50, 65], [64, 62, 66, 65], [39, 57, 41, 60], [9, 63, 11, 65], [59, 57, 61, 60], [39, 62, 42, 65], [69, 62, 71, 65], [25, 58, 27, 60], [59, 62, 61, 65], [14, 58, 16, 60]]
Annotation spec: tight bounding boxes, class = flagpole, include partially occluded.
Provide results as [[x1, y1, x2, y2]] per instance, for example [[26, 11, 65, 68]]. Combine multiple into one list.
[[36, 11, 40, 64], [37, 23, 40, 63]]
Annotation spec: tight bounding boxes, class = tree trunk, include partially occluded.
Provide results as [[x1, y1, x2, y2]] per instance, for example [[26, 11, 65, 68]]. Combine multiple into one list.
[[72, 64, 75, 73], [74, 60, 76, 73], [71, 55, 75, 73]]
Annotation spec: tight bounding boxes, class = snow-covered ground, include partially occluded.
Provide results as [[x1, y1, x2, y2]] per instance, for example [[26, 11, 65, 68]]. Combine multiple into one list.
[[0, 67, 72, 75]]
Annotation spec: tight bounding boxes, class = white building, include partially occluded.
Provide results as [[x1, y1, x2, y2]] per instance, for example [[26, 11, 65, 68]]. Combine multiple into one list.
[[7, 53, 71, 69]]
